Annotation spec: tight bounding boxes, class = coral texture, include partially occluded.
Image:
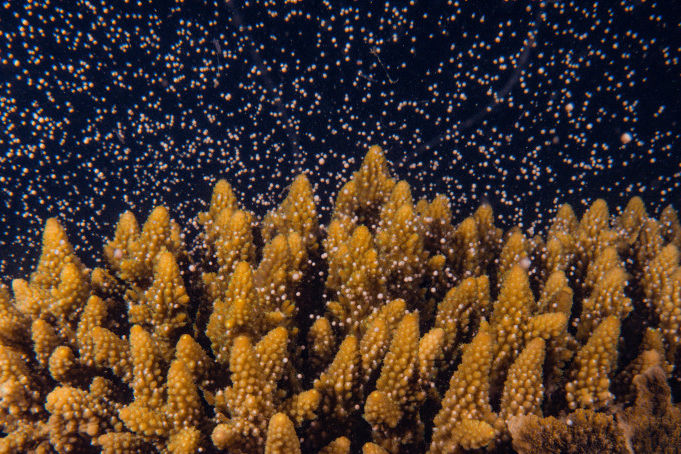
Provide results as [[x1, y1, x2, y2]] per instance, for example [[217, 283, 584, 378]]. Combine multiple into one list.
[[1, 146, 680, 453]]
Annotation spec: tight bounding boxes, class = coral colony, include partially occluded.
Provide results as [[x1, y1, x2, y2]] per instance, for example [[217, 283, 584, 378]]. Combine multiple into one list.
[[1, 0, 680, 453], [0, 147, 680, 453]]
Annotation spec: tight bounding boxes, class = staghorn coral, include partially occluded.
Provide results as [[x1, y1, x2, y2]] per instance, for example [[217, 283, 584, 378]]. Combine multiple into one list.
[[128, 250, 191, 359], [324, 223, 387, 335], [576, 250, 631, 343], [500, 338, 546, 421], [206, 261, 264, 365], [656, 266, 681, 363], [434, 274, 490, 355], [660, 205, 681, 249], [202, 208, 256, 302], [374, 183, 429, 306], [264, 413, 301, 454], [313, 334, 360, 421], [429, 321, 496, 453], [262, 174, 319, 253], [364, 312, 428, 452], [0, 145, 679, 454], [566, 316, 621, 411], [489, 265, 534, 376], [104, 207, 185, 284], [333, 145, 396, 228]]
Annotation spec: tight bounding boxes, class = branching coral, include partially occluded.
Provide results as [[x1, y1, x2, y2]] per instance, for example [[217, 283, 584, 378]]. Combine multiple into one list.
[[429, 321, 496, 453], [0, 146, 679, 454], [508, 409, 630, 454], [618, 366, 681, 453]]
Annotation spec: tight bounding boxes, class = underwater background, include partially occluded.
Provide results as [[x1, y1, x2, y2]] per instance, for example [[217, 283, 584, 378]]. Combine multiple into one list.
[[1, 0, 679, 279]]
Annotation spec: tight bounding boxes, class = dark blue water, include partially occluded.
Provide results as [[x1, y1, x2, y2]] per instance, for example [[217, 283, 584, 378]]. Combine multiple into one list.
[[1, 0, 680, 280]]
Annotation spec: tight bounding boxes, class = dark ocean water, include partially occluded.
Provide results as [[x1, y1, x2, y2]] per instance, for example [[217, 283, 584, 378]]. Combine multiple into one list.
[[1, 0, 680, 281]]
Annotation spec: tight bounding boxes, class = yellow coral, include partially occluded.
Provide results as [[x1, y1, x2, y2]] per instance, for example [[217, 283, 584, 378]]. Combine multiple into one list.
[[616, 195, 647, 245], [1, 147, 680, 454], [31, 319, 58, 368], [95, 431, 149, 454], [616, 328, 671, 402], [584, 246, 620, 291], [566, 316, 620, 410], [174, 334, 211, 386], [282, 389, 320, 426], [31, 218, 84, 290], [325, 224, 386, 334], [549, 203, 578, 237], [333, 145, 396, 227], [508, 409, 629, 454], [430, 322, 494, 453], [450, 419, 496, 451], [524, 312, 567, 342], [46, 377, 123, 452], [537, 270, 573, 315], [375, 200, 428, 304], [48, 345, 78, 383], [417, 193, 455, 258], [473, 203, 503, 269], [451, 216, 481, 277], [374, 312, 420, 410], [619, 366, 681, 454], [362, 442, 390, 454], [76, 295, 107, 364], [314, 335, 360, 419], [635, 218, 664, 270], [658, 267, 681, 360], [167, 427, 202, 454], [13, 243, 90, 344], [128, 325, 165, 409], [0, 343, 44, 430], [165, 359, 203, 431], [262, 173, 319, 252], [0, 284, 29, 347], [308, 316, 336, 370], [202, 208, 256, 300], [212, 335, 275, 453], [129, 250, 190, 357], [498, 229, 530, 282], [91, 326, 131, 381], [264, 413, 301, 454], [207, 261, 263, 364], [364, 390, 401, 429], [254, 233, 302, 331], [577, 265, 631, 342], [359, 317, 390, 383], [418, 327, 444, 390], [255, 327, 289, 386], [643, 243, 679, 308], [660, 204, 681, 248], [434, 275, 490, 353], [198, 178, 239, 241], [319, 436, 351, 454], [575, 199, 615, 267], [104, 207, 184, 282], [365, 312, 424, 451], [490, 265, 534, 386], [363, 298, 407, 336], [500, 338, 545, 420]]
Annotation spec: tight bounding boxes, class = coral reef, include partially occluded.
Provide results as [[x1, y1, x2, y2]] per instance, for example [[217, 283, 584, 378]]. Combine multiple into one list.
[[1, 146, 680, 453]]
